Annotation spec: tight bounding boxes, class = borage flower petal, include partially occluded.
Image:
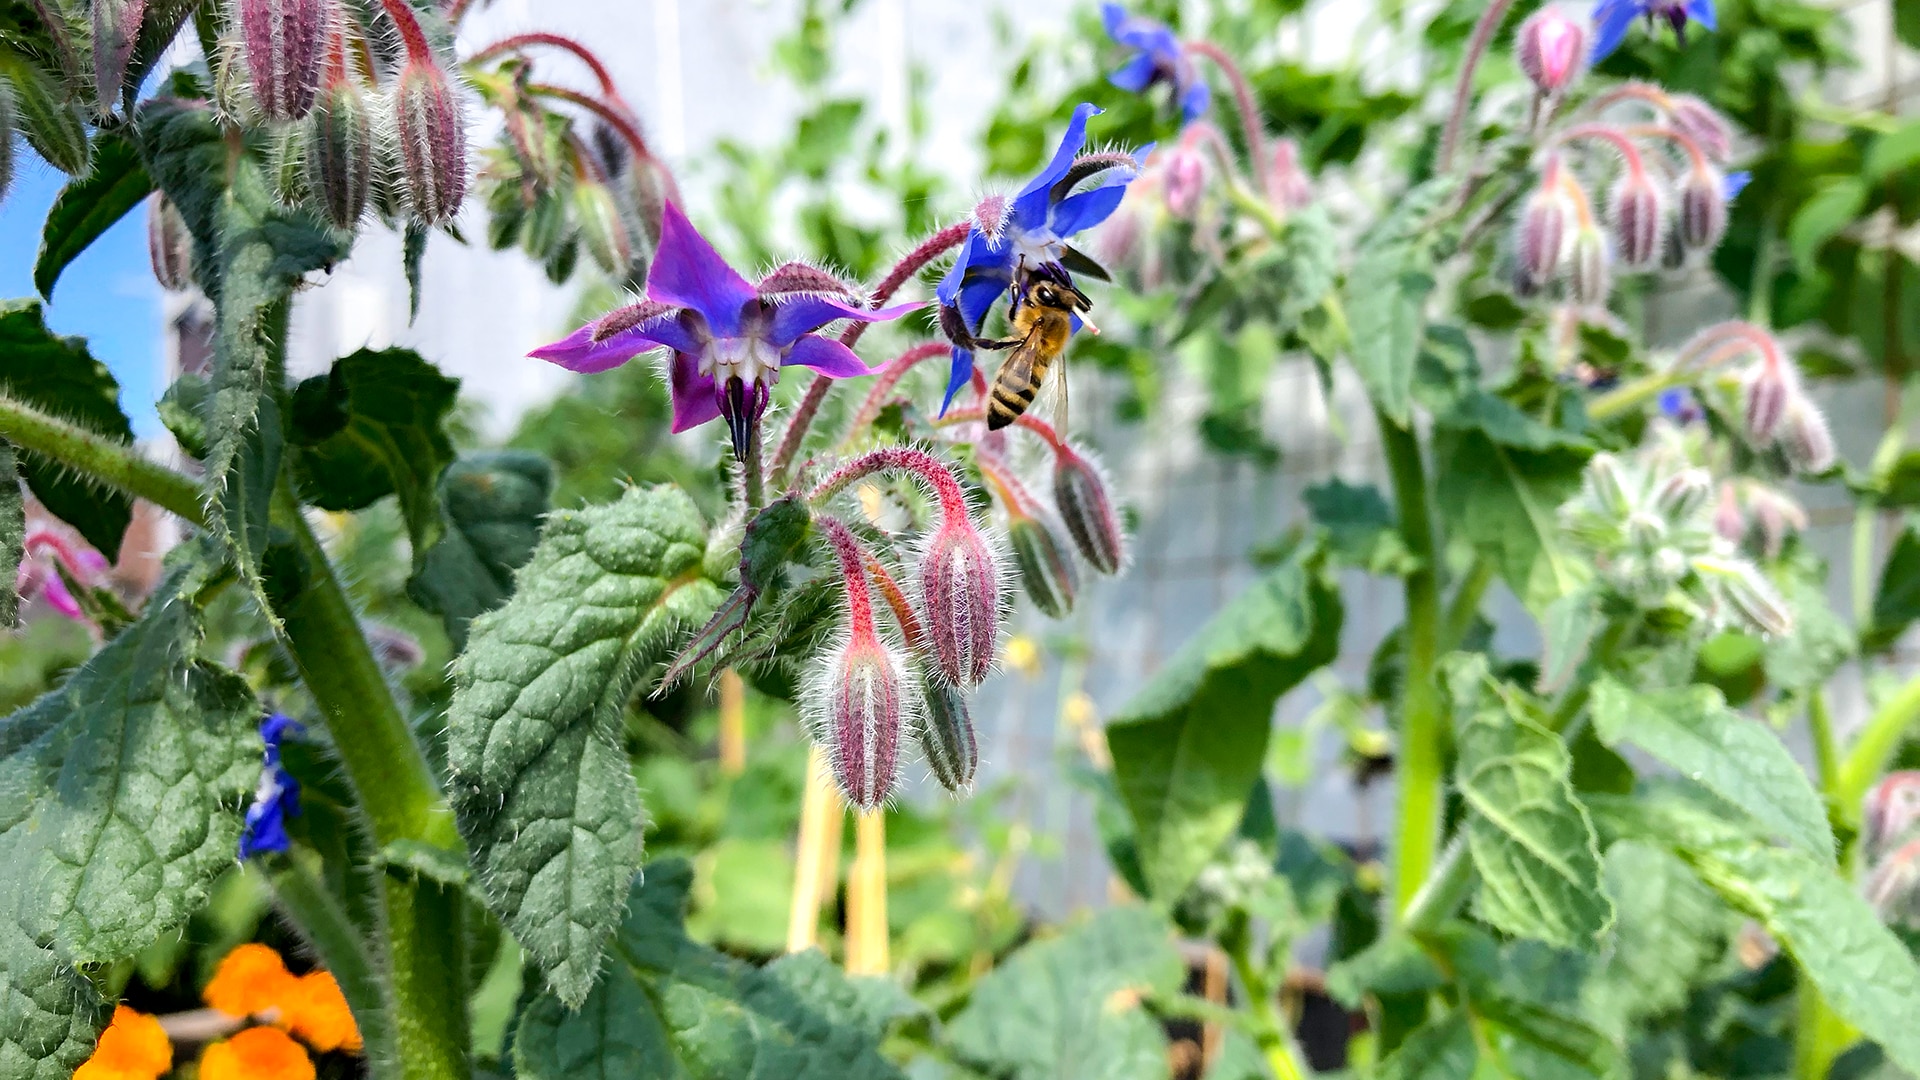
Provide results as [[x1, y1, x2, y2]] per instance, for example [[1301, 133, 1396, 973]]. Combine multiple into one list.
[[1101, 5, 1209, 123]]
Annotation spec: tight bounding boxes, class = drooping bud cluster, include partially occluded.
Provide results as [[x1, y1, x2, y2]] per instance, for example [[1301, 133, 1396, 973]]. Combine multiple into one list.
[[1052, 443, 1127, 574], [1677, 322, 1837, 475], [809, 517, 910, 810], [1161, 145, 1206, 220], [1560, 451, 1792, 635], [147, 193, 193, 291], [1864, 774, 1920, 930], [304, 33, 373, 229], [394, 57, 468, 225], [916, 516, 1003, 686], [1515, 7, 1587, 97], [238, 0, 330, 121], [93, 0, 147, 112]]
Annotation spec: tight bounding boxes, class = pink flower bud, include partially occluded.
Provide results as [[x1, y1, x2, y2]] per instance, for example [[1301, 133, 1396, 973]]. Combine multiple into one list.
[[1514, 188, 1568, 292], [1780, 396, 1836, 474], [1607, 170, 1665, 269], [0, 81, 15, 203], [915, 666, 979, 794], [972, 193, 1010, 245], [93, 0, 146, 112], [1864, 773, 1920, 865], [1568, 226, 1612, 306], [393, 58, 468, 225], [1516, 8, 1587, 96], [1746, 486, 1806, 559], [1007, 511, 1079, 618], [1053, 445, 1125, 575], [239, 0, 330, 121], [1678, 167, 1728, 251], [305, 51, 373, 229], [1713, 483, 1745, 543], [1265, 138, 1313, 211], [816, 632, 907, 810], [914, 517, 1002, 687], [1740, 359, 1790, 443], [1866, 839, 1920, 930], [146, 193, 192, 291], [1667, 94, 1734, 162], [1162, 147, 1205, 219]]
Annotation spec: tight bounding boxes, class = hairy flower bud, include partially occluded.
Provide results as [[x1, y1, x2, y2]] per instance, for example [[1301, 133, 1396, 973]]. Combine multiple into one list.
[[146, 193, 192, 291], [305, 62, 372, 229], [574, 179, 633, 277], [1516, 8, 1586, 95], [1701, 555, 1791, 636], [1162, 147, 1205, 219], [1679, 167, 1728, 251], [1654, 467, 1712, 521], [915, 665, 979, 794], [93, 0, 146, 112], [1740, 360, 1790, 443], [0, 80, 14, 203], [1608, 171, 1665, 269], [239, 0, 329, 121], [1668, 94, 1734, 163], [815, 633, 907, 810], [1864, 773, 1920, 865], [1007, 512, 1079, 618], [1866, 840, 1920, 930], [1585, 453, 1631, 518], [1780, 396, 1836, 474], [1514, 188, 1568, 292], [1713, 483, 1745, 543], [1053, 446, 1125, 575], [394, 58, 468, 225], [915, 518, 1002, 686], [1265, 138, 1313, 211], [1567, 226, 1612, 305], [1626, 509, 1666, 548]]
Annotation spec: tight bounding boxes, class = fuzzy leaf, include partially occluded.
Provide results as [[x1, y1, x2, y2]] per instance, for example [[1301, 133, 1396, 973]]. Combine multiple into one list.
[[1434, 430, 1590, 613], [946, 907, 1184, 1080], [0, 300, 135, 559], [0, 54, 86, 175], [1376, 1013, 1477, 1080], [1106, 546, 1341, 900], [0, 443, 18, 627], [447, 485, 723, 1007], [1583, 840, 1728, 1029], [1344, 177, 1456, 426], [291, 347, 460, 559], [1455, 672, 1612, 949], [1591, 678, 1832, 859], [407, 450, 554, 649], [513, 861, 907, 1079], [34, 129, 152, 300], [0, 552, 257, 1075]]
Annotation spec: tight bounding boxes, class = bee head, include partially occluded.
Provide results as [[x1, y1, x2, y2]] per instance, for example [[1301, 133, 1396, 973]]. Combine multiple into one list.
[[1027, 278, 1092, 313]]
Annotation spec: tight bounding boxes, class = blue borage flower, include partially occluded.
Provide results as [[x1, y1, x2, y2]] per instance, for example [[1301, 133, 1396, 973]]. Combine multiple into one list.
[[240, 713, 303, 859], [1591, 0, 1715, 61], [1102, 4, 1209, 124], [1724, 169, 1751, 203], [1659, 386, 1704, 425], [935, 104, 1149, 413]]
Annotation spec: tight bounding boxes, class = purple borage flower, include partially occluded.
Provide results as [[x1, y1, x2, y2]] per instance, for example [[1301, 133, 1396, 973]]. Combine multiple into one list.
[[1101, 4, 1209, 124], [239, 714, 304, 859], [935, 104, 1149, 413], [530, 202, 920, 460], [1591, 0, 1715, 61]]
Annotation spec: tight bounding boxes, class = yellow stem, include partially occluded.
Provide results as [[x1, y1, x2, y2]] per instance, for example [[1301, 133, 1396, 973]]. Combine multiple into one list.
[[786, 747, 843, 953], [845, 810, 890, 975], [717, 669, 746, 777]]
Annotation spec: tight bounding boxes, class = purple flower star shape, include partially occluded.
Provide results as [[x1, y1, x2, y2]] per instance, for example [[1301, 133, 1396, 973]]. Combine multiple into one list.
[[1591, 0, 1715, 61], [240, 713, 303, 859], [531, 202, 920, 460], [934, 103, 1148, 413], [1102, 4, 1209, 124]]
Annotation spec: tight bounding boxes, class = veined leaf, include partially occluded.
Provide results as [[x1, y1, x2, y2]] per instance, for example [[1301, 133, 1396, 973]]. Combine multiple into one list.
[[1434, 429, 1590, 613], [407, 450, 554, 649], [447, 485, 723, 1007], [34, 129, 152, 300], [513, 861, 908, 1080], [946, 907, 1183, 1080], [1376, 1012, 1477, 1080], [1584, 840, 1729, 1030], [1344, 176, 1456, 426], [0, 550, 258, 1075], [1106, 546, 1341, 900], [1591, 678, 1831, 859], [0, 300, 135, 559]]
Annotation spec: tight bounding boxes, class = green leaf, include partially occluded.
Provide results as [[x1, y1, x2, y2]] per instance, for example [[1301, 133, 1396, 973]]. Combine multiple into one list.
[[1303, 478, 1415, 574], [290, 347, 459, 560], [1591, 678, 1831, 859], [1437, 389, 1589, 452], [447, 485, 724, 1007], [764, 950, 925, 1040], [157, 373, 211, 460], [946, 907, 1183, 1080], [1866, 121, 1920, 185], [1433, 430, 1590, 613], [0, 54, 86, 175], [0, 442, 18, 627], [0, 300, 135, 559], [1866, 523, 1920, 652], [685, 837, 793, 955], [1583, 840, 1728, 1029], [513, 861, 908, 1080], [1478, 995, 1625, 1080], [0, 550, 258, 1074], [1344, 176, 1456, 426], [1106, 546, 1341, 900], [1376, 1013, 1477, 1080], [1454, 664, 1612, 949], [1898, 0, 1920, 52], [34, 130, 152, 299], [1788, 177, 1869, 274], [1592, 793, 1920, 1075], [406, 450, 555, 649]]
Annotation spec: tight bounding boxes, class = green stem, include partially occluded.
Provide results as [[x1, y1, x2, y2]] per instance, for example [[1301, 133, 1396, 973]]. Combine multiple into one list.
[[1441, 557, 1494, 649], [1587, 370, 1685, 423], [1403, 836, 1476, 934], [1222, 923, 1308, 1080], [1853, 498, 1879, 626], [382, 873, 471, 1080], [744, 421, 765, 510], [1808, 688, 1839, 799], [271, 860, 396, 1065], [1379, 409, 1445, 922], [1837, 672, 1920, 822], [0, 395, 205, 523], [1796, 686, 1855, 1080], [1547, 617, 1632, 734]]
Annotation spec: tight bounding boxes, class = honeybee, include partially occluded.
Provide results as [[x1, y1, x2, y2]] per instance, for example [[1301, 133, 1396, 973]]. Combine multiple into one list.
[[972, 276, 1096, 432]]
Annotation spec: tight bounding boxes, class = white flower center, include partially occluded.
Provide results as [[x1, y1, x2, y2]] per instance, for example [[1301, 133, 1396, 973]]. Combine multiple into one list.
[[704, 334, 783, 388]]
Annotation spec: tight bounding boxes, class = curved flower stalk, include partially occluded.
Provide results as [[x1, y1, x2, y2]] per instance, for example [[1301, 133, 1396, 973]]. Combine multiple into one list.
[[14, 522, 109, 622]]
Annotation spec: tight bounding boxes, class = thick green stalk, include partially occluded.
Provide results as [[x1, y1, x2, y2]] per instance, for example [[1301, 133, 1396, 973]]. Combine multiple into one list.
[[383, 874, 471, 1080], [1378, 409, 1446, 921], [1795, 686, 1855, 1080], [1220, 919, 1308, 1080], [1441, 557, 1494, 649], [272, 860, 397, 1064], [0, 395, 205, 523], [1837, 673, 1920, 814], [1403, 837, 1475, 934]]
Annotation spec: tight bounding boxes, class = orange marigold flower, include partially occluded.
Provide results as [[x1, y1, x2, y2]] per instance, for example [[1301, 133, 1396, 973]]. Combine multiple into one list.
[[200, 1026, 316, 1080], [282, 970, 363, 1053], [73, 1005, 172, 1080], [204, 943, 296, 1018]]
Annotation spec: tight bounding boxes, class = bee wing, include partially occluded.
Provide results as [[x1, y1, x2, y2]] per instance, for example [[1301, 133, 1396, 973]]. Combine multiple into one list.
[[1025, 346, 1068, 436]]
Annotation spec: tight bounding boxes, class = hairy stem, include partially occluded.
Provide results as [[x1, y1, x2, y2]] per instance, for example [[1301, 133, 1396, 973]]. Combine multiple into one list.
[[1436, 0, 1520, 175], [1379, 410, 1445, 921], [1221, 916, 1307, 1080], [1184, 41, 1270, 191], [470, 32, 624, 102], [0, 395, 204, 523], [271, 860, 396, 1066], [1441, 557, 1495, 648], [382, 874, 471, 1080], [839, 342, 950, 449]]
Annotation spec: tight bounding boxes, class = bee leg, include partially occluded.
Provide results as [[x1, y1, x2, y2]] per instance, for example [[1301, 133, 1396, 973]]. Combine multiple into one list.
[[969, 336, 1022, 351]]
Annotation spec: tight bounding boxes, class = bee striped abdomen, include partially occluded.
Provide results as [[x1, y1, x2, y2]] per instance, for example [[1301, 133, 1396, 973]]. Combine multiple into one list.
[[988, 350, 1051, 430]]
